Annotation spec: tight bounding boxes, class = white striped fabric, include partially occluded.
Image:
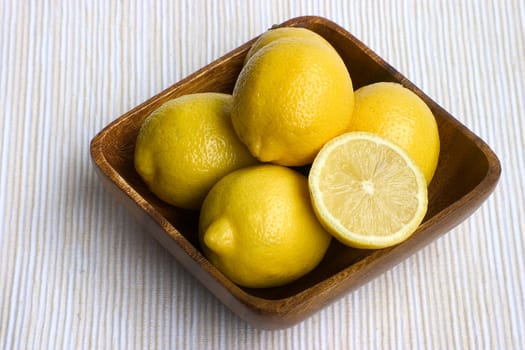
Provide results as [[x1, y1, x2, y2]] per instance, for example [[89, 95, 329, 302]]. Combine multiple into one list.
[[0, 1, 523, 349]]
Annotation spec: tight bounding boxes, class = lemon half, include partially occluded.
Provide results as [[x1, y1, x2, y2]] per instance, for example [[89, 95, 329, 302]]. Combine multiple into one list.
[[308, 132, 428, 249]]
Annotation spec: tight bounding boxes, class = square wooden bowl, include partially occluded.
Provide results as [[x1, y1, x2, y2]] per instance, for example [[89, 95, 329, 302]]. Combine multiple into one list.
[[90, 16, 501, 329]]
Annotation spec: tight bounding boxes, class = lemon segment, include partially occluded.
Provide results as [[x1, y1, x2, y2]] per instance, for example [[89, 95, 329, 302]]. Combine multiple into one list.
[[308, 132, 428, 249]]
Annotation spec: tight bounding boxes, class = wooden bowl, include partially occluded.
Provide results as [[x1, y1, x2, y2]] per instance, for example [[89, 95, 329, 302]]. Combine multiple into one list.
[[90, 16, 501, 329]]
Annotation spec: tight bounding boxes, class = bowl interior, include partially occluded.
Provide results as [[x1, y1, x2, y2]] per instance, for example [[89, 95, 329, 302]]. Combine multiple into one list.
[[94, 17, 493, 300]]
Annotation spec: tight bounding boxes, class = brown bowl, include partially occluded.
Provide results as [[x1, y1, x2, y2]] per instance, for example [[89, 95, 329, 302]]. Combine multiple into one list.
[[90, 16, 501, 329]]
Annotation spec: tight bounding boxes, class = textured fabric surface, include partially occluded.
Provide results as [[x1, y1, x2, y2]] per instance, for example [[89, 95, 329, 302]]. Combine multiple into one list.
[[1, 1, 523, 349]]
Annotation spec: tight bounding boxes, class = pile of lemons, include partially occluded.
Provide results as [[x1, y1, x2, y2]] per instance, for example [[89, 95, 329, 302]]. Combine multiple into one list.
[[134, 27, 440, 288]]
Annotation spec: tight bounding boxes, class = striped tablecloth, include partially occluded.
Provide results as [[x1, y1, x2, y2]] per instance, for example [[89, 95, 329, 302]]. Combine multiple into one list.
[[1, 1, 523, 349]]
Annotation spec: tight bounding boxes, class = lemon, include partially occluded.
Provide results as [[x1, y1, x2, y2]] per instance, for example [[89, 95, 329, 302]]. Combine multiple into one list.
[[308, 132, 428, 249], [349, 82, 440, 184], [199, 164, 332, 288], [231, 37, 354, 166], [244, 27, 336, 64], [134, 93, 258, 210]]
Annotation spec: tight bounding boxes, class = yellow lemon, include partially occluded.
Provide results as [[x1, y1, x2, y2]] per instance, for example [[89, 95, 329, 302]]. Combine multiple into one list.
[[231, 37, 354, 166], [244, 27, 336, 64], [199, 164, 332, 288], [349, 82, 440, 184], [309, 132, 428, 249], [134, 93, 258, 210]]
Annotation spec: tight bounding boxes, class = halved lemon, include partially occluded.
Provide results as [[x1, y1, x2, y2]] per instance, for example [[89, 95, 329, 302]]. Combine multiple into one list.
[[308, 132, 428, 249]]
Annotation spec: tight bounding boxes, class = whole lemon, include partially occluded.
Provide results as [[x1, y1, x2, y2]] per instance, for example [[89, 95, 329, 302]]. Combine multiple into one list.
[[134, 93, 258, 209], [199, 164, 332, 288], [244, 27, 336, 64], [349, 82, 440, 184], [231, 37, 354, 166]]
